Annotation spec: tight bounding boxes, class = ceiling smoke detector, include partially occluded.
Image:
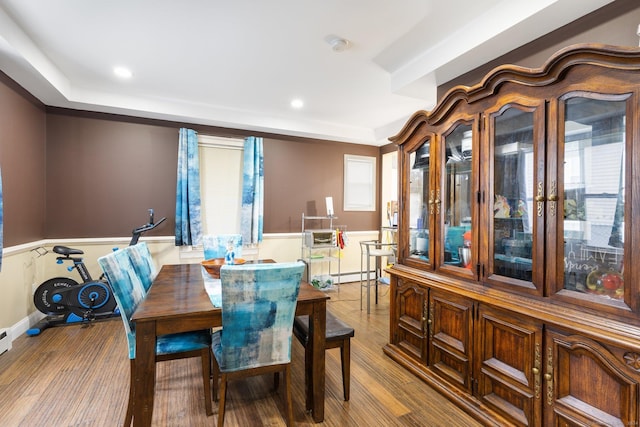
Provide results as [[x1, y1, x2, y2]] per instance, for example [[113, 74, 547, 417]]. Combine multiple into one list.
[[326, 36, 350, 52]]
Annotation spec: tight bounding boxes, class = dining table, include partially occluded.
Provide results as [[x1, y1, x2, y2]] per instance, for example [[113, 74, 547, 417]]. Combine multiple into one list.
[[130, 261, 329, 427]]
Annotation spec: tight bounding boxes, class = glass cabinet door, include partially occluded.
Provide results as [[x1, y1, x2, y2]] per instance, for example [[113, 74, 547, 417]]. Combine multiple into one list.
[[441, 123, 474, 274], [408, 138, 431, 263], [487, 104, 543, 294], [559, 95, 627, 307]]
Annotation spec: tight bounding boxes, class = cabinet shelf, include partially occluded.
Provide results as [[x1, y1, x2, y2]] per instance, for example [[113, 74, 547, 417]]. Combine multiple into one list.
[[306, 255, 339, 261], [301, 213, 343, 290], [302, 215, 338, 220], [493, 254, 532, 266]]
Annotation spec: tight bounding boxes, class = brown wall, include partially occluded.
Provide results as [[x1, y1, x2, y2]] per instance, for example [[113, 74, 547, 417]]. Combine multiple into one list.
[[45, 112, 179, 239], [0, 73, 46, 247], [43, 110, 379, 241], [264, 138, 378, 233], [439, 0, 640, 97]]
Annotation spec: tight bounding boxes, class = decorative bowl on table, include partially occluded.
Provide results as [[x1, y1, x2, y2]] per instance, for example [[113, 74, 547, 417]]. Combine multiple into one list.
[[201, 257, 246, 278], [201, 258, 225, 278]]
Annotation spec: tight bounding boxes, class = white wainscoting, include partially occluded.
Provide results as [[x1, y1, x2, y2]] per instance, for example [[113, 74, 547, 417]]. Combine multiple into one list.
[[0, 230, 382, 349]]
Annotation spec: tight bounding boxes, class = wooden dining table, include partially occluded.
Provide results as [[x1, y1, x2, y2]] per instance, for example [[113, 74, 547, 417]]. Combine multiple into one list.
[[130, 262, 329, 426]]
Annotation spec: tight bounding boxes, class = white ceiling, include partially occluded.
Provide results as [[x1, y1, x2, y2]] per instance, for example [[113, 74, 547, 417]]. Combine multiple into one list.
[[0, 0, 614, 146]]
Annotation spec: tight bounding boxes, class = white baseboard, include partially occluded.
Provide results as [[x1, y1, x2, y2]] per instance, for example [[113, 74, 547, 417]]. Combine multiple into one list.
[[4, 311, 46, 351], [336, 272, 362, 283]]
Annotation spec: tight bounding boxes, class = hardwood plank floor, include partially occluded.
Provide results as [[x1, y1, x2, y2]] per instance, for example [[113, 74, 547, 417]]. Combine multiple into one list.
[[0, 280, 482, 427]]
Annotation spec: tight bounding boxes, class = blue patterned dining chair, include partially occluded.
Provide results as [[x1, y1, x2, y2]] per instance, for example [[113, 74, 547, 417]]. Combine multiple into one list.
[[97, 249, 213, 426], [212, 261, 305, 427], [124, 242, 158, 293], [203, 234, 242, 261]]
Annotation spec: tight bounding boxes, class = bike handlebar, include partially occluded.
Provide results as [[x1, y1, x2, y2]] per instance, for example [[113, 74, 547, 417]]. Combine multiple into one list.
[[129, 210, 167, 245], [131, 216, 166, 235]]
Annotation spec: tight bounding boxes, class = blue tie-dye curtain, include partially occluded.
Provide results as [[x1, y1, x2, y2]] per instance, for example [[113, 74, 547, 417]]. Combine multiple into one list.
[[0, 167, 3, 271], [175, 128, 202, 246], [241, 137, 264, 245]]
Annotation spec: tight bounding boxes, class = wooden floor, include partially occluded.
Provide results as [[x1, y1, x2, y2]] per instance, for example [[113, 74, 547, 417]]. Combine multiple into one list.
[[0, 280, 482, 427]]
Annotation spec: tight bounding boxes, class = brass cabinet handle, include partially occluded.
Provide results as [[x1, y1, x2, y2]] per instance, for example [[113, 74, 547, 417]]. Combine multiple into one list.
[[428, 301, 434, 339], [423, 301, 430, 338], [428, 190, 435, 215], [545, 347, 554, 406], [434, 189, 441, 215], [535, 181, 558, 216], [548, 181, 557, 216], [536, 182, 544, 217], [533, 343, 541, 399]]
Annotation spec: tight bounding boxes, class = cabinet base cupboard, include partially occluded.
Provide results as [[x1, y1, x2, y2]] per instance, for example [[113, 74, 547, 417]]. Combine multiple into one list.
[[384, 45, 640, 427]]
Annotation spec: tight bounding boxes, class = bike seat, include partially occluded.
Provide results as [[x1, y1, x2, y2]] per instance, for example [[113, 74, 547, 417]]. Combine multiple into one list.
[[53, 245, 84, 256]]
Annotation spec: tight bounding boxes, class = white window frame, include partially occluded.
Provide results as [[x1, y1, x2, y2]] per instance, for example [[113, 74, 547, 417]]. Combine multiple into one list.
[[344, 154, 376, 211]]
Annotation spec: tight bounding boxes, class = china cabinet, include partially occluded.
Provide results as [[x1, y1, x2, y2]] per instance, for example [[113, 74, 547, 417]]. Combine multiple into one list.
[[384, 44, 640, 427]]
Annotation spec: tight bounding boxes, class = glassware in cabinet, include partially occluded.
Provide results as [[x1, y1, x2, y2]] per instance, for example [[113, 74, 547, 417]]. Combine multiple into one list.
[[557, 95, 627, 308], [483, 100, 546, 296], [439, 122, 475, 277], [408, 138, 432, 264]]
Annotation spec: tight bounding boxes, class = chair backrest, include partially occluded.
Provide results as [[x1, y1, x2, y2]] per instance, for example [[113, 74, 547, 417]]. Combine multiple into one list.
[[125, 242, 158, 292], [203, 234, 242, 260], [218, 261, 305, 371], [97, 249, 146, 359]]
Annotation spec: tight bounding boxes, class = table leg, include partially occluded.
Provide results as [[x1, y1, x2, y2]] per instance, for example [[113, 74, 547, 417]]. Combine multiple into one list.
[[308, 299, 326, 422], [133, 321, 157, 427]]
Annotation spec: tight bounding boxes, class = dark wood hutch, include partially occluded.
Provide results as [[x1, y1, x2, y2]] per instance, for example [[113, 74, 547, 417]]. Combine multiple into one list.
[[385, 44, 640, 426]]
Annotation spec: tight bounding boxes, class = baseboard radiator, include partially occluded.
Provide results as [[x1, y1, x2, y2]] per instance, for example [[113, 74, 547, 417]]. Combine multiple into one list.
[[0, 329, 10, 355]]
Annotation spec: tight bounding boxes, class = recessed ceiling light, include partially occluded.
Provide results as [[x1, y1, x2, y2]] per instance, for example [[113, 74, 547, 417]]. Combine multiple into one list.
[[113, 66, 133, 79], [291, 99, 304, 109]]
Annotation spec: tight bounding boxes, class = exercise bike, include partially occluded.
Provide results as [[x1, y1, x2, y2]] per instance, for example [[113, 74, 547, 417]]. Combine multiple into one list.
[[27, 210, 166, 336]]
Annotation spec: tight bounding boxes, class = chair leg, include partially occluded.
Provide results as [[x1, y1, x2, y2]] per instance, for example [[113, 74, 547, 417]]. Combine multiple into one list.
[[284, 365, 294, 427], [273, 371, 280, 390], [360, 248, 364, 311], [212, 355, 220, 401], [125, 359, 135, 427], [218, 373, 228, 427], [375, 256, 380, 305], [366, 252, 372, 313], [201, 348, 213, 416], [340, 339, 351, 401]]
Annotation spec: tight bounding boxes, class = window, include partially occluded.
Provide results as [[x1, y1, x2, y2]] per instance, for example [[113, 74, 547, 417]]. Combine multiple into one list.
[[199, 135, 243, 234], [344, 154, 376, 211]]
